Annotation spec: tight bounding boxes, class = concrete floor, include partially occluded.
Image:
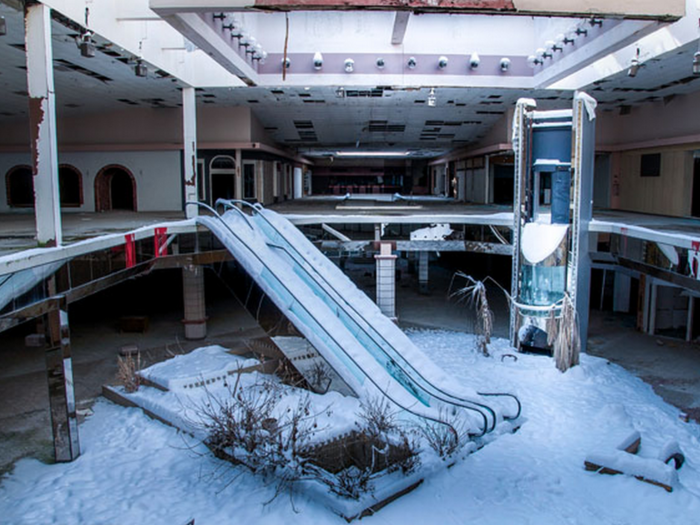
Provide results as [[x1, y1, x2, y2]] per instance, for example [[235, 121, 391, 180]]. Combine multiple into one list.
[[1, 254, 700, 478], [0, 211, 186, 255]]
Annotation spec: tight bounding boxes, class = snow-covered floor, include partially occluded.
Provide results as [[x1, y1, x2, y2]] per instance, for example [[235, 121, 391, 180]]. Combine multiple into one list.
[[2, 330, 700, 524]]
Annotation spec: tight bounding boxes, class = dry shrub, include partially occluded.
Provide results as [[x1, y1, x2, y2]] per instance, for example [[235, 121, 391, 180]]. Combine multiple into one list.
[[117, 353, 141, 393], [450, 272, 494, 356], [416, 408, 468, 459], [547, 292, 580, 372]]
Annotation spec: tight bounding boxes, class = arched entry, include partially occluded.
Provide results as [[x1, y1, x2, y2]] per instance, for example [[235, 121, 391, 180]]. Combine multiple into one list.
[[94, 165, 137, 212], [5, 165, 34, 208], [58, 164, 83, 207], [209, 155, 236, 203]]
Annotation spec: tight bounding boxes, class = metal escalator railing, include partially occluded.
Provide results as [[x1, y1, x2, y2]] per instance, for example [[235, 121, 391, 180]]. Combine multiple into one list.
[[188, 201, 468, 437], [217, 199, 521, 426]]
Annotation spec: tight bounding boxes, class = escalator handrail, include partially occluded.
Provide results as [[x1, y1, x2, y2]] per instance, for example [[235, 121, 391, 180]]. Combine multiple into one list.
[[189, 201, 465, 437], [218, 200, 519, 426]]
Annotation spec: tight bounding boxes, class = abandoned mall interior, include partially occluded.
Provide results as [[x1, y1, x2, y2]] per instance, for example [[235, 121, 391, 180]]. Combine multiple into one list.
[[2, 0, 700, 521]]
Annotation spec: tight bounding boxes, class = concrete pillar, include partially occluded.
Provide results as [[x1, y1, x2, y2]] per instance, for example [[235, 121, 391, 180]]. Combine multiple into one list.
[[418, 251, 429, 294], [25, 2, 61, 246], [234, 149, 243, 202], [375, 243, 397, 320], [45, 299, 80, 462], [182, 86, 198, 218], [613, 271, 631, 313], [182, 265, 207, 339], [293, 166, 303, 199]]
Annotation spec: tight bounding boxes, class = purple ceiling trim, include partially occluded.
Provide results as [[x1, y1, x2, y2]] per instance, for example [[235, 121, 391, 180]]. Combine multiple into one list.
[[259, 53, 532, 76]]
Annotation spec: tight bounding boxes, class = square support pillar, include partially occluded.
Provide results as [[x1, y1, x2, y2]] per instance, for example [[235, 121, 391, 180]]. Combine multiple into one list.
[[44, 300, 80, 462], [182, 265, 207, 339], [182, 86, 198, 218], [375, 243, 397, 320], [235, 149, 243, 202], [418, 250, 429, 294], [24, 2, 61, 246]]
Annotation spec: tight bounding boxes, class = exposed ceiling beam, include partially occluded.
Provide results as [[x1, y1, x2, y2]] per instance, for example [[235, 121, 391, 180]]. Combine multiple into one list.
[[149, 0, 685, 21], [391, 11, 410, 45]]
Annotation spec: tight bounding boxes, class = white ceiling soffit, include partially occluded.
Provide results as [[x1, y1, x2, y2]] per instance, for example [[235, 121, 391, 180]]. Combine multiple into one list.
[[158, 12, 259, 84], [533, 19, 662, 89], [39, 0, 244, 88], [550, 1, 700, 91], [149, 0, 685, 21]]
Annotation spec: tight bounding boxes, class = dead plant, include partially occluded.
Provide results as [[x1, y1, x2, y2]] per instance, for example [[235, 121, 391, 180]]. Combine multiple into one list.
[[547, 293, 580, 372], [450, 272, 494, 356], [117, 352, 141, 393], [416, 408, 468, 460]]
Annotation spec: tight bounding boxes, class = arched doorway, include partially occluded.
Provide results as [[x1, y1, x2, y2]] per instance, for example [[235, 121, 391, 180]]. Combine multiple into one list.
[[94, 165, 137, 212], [209, 155, 236, 204], [58, 164, 82, 207], [5, 165, 34, 208]]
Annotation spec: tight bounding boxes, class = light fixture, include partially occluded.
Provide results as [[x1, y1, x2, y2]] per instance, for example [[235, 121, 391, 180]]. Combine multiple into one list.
[[376, 57, 385, 69], [221, 15, 239, 32], [527, 55, 543, 68], [627, 48, 644, 77], [239, 32, 251, 47], [589, 18, 603, 27], [545, 40, 562, 53], [627, 59, 639, 77], [0, 16, 6, 37], [245, 37, 257, 55], [438, 56, 448, 69], [313, 52, 323, 70], [558, 33, 574, 46], [335, 87, 345, 98], [407, 56, 417, 69], [500, 57, 511, 72], [335, 151, 409, 157], [344, 58, 354, 73], [575, 26, 588, 37], [281, 57, 291, 69], [77, 31, 95, 58], [469, 52, 480, 69], [536, 47, 552, 60], [427, 87, 436, 107], [694, 51, 700, 76], [135, 60, 147, 77]]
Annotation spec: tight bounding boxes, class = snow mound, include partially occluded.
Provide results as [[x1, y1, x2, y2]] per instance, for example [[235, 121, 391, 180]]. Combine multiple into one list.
[[410, 223, 453, 241], [139, 345, 260, 390]]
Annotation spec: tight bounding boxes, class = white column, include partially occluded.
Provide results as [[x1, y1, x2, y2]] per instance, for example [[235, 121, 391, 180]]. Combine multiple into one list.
[[25, 3, 61, 246], [613, 271, 631, 313], [418, 251, 429, 294], [375, 243, 397, 320], [182, 86, 198, 218], [293, 166, 303, 199], [182, 265, 207, 339], [235, 149, 243, 201]]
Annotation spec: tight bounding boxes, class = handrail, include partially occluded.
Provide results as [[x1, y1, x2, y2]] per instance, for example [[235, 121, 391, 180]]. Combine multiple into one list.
[[253, 200, 521, 421], [190, 201, 463, 437], [218, 200, 520, 426], [264, 239, 491, 434]]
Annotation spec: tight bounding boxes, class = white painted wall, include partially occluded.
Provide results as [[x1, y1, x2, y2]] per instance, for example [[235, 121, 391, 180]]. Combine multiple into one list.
[[0, 150, 181, 213], [251, 11, 536, 56]]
